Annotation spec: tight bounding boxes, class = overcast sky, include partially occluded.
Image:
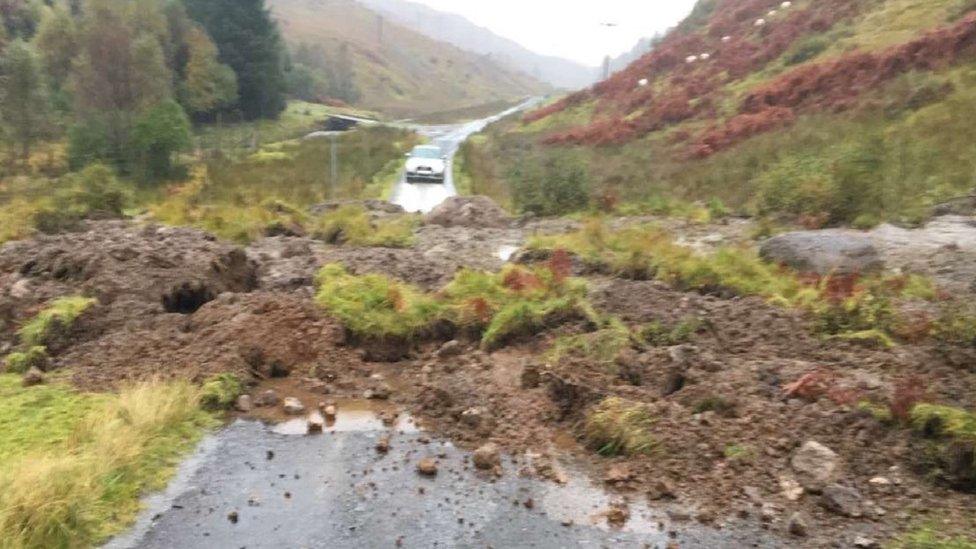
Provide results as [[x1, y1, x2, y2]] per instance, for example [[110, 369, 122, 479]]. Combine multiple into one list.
[[407, 0, 698, 67]]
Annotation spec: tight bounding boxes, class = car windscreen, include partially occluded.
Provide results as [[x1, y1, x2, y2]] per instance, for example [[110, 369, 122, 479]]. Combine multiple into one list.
[[411, 148, 442, 159]]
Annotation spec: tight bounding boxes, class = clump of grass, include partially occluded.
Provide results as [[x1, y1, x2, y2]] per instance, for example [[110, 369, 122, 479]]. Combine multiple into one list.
[[933, 305, 976, 347], [18, 296, 96, 348], [547, 317, 631, 368], [637, 317, 700, 347], [910, 404, 976, 491], [3, 347, 49, 374], [527, 220, 802, 298], [315, 263, 445, 344], [316, 262, 592, 352], [311, 205, 418, 248], [0, 378, 215, 548], [583, 397, 656, 456], [200, 373, 244, 411]]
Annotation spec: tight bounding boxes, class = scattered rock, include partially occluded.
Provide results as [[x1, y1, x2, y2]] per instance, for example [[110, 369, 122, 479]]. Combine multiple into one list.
[[661, 369, 686, 396], [307, 412, 325, 434], [255, 390, 279, 407], [227, 511, 239, 524], [787, 512, 808, 537], [760, 231, 883, 275], [820, 484, 864, 518], [364, 383, 392, 400], [235, 394, 253, 413], [472, 443, 501, 471], [21, 367, 45, 387], [417, 458, 438, 477], [742, 486, 764, 505], [376, 436, 391, 454], [605, 502, 630, 526], [791, 441, 840, 492], [603, 464, 633, 484], [760, 503, 779, 523], [868, 476, 892, 487], [436, 340, 463, 359], [424, 196, 512, 229], [283, 397, 305, 415], [322, 404, 337, 420], [779, 476, 804, 501]]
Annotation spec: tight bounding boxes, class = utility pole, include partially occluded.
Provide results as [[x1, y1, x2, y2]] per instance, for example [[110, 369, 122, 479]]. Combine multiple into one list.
[[330, 133, 339, 198], [602, 55, 612, 80]]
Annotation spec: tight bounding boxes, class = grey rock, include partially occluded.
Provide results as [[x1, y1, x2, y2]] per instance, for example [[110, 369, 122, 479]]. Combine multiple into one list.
[[820, 484, 864, 518], [472, 443, 501, 471], [436, 340, 463, 359], [460, 407, 486, 428], [255, 390, 280, 407], [791, 441, 840, 492], [283, 397, 305, 415], [853, 536, 880, 548], [760, 231, 883, 275], [424, 196, 512, 229], [235, 395, 253, 412]]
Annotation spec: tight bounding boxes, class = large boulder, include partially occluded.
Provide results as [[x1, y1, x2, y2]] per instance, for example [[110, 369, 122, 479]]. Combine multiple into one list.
[[791, 441, 840, 492], [424, 196, 511, 229], [760, 231, 883, 275]]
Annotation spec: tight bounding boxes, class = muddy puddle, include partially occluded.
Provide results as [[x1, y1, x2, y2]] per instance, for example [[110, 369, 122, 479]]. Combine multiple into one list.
[[111, 402, 781, 548]]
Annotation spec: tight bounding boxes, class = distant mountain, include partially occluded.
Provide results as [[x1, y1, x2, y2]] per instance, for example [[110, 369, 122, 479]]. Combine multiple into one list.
[[357, 0, 597, 89], [608, 36, 657, 75], [269, 0, 549, 117]]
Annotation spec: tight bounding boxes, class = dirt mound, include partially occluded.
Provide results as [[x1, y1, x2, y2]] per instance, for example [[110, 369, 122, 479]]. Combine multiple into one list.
[[65, 292, 362, 390], [0, 221, 258, 350], [424, 196, 512, 229]]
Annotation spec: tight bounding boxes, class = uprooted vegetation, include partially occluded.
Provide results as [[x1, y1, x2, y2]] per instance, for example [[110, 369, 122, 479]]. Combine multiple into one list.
[[583, 397, 657, 456], [314, 259, 595, 359], [526, 220, 945, 345], [4, 296, 97, 375], [0, 377, 215, 548], [311, 205, 419, 248]]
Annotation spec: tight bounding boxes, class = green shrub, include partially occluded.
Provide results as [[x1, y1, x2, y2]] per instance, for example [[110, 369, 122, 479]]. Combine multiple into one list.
[[508, 149, 590, 216], [200, 373, 244, 411], [4, 347, 49, 374], [131, 100, 193, 182], [18, 296, 96, 348], [583, 397, 656, 456]]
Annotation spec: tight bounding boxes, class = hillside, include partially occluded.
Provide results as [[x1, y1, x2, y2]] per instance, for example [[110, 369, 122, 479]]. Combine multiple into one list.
[[485, 0, 976, 227], [269, 0, 549, 117], [357, 0, 597, 89]]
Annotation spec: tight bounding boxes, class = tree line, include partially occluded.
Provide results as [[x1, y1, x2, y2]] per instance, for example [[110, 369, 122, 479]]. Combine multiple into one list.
[[0, 0, 356, 182]]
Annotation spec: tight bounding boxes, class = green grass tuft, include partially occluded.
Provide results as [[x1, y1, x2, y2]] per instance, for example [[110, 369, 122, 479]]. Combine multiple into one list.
[[18, 296, 96, 349], [312, 205, 418, 248], [3, 347, 49, 374], [199, 373, 244, 411], [583, 397, 656, 457]]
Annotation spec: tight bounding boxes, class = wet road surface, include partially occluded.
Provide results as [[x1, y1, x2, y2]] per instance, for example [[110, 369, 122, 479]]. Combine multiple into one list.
[[111, 417, 784, 549], [390, 98, 541, 214]]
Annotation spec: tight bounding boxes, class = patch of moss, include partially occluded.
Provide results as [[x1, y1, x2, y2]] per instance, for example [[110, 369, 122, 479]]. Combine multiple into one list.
[[911, 404, 976, 439], [18, 296, 96, 348], [200, 373, 244, 411], [583, 397, 656, 457], [828, 329, 896, 349], [3, 346, 49, 374]]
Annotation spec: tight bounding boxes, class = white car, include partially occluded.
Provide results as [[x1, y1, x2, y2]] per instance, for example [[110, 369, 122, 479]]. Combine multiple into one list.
[[405, 145, 447, 184]]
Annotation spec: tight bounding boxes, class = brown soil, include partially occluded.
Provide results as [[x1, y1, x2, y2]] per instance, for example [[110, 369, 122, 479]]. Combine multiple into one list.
[[2, 216, 976, 547]]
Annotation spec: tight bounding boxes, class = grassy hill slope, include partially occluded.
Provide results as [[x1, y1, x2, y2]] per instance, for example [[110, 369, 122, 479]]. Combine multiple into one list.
[[270, 0, 549, 118], [477, 0, 976, 227]]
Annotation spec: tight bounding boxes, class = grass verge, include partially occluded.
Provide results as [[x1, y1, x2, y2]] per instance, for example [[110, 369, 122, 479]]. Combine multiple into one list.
[[0, 376, 215, 548]]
